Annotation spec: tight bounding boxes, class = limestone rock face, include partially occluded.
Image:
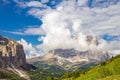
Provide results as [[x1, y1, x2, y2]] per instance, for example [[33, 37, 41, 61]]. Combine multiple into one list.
[[0, 35, 27, 68], [42, 48, 110, 66]]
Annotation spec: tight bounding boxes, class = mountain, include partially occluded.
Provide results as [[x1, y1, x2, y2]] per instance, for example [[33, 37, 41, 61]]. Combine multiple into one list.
[[0, 35, 34, 80], [28, 35, 111, 71], [28, 48, 110, 72], [0, 35, 59, 80], [0, 35, 26, 68], [0, 69, 27, 80], [62, 54, 120, 80]]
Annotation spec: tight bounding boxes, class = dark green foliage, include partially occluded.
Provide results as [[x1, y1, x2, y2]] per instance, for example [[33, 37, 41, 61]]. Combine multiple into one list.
[[28, 68, 50, 80], [30, 60, 97, 80], [63, 72, 70, 78], [100, 61, 107, 66], [29, 62, 65, 80], [46, 76, 55, 80], [61, 70, 84, 80], [28, 67, 63, 80], [33, 61, 65, 73], [60, 63, 95, 80]]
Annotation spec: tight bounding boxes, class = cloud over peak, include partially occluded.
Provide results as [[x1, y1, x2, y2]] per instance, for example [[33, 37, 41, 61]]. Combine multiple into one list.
[[14, 0, 120, 57]]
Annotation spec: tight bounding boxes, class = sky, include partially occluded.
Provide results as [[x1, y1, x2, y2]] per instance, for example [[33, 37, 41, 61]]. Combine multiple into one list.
[[0, 0, 120, 58]]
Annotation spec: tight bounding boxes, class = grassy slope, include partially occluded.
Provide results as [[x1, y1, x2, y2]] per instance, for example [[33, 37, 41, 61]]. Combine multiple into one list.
[[33, 61, 65, 73], [0, 69, 25, 80], [28, 68, 63, 80], [75, 54, 120, 80], [98, 75, 120, 80]]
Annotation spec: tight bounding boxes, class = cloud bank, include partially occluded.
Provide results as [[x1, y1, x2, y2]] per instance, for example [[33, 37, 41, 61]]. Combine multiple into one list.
[[18, 39, 43, 58], [14, 0, 120, 57]]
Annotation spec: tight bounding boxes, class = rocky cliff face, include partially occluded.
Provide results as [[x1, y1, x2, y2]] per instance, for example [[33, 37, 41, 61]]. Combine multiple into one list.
[[27, 48, 110, 71], [0, 35, 26, 68], [42, 49, 110, 66]]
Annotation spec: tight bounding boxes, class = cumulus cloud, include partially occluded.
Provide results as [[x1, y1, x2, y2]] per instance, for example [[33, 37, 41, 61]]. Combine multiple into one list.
[[13, 0, 49, 8], [13, 0, 26, 8], [106, 40, 120, 50], [36, 1, 120, 52], [26, 1, 46, 8], [18, 38, 43, 58], [77, 0, 88, 6], [15, 0, 120, 54], [3, 25, 45, 35], [27, 8, 48, 19], [24, 27, 45, 35]]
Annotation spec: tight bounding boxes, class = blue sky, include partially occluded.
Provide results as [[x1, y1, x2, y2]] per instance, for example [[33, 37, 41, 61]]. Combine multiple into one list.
[[0, 0, 120, 58], [0, 0, 63, 45], [0, 0, 42, 45]]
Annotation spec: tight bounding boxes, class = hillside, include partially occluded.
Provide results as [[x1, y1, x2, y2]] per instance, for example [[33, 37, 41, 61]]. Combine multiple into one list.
[[63, 54, 120, 80], [0, 35, 66, 80], [0, 69, 26, 80], [0, 35, 34, 80]]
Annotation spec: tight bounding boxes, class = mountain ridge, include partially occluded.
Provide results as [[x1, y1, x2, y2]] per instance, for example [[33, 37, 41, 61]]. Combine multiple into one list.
[[0, 34, 34, 80], [27, 48, 110, 71]]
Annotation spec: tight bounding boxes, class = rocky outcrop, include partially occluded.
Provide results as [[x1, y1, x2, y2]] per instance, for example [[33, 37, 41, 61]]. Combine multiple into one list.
[[0, 35, 27, 68], [43, 48, 110, 65], [27, 48, 110, 71]]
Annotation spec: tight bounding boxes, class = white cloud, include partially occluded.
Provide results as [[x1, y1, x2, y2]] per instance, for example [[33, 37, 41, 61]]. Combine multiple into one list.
[[18, 38, 43, 58], [2, 30, 25, 35], [13, 0, 48, 8], [24, 27, 45, 35], [77, 0, 88, 6], [15, 0, 120, 55], [26, 1, 47, 8], [3, 26, 45, 35], [106, 40, 120, 50], [27, 8, 46, 19], [13, 0, 26, 8], [36, 9, 106, 52]]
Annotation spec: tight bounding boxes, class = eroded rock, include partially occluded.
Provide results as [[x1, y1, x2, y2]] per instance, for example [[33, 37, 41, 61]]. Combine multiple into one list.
[[0, 35, 27, 68]]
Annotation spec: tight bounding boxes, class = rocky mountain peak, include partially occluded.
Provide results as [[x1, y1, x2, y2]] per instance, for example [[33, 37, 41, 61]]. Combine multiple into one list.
[[86, 35, 99, 46], [41, 48, 110, 67], [0, 35, 26, 68]]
